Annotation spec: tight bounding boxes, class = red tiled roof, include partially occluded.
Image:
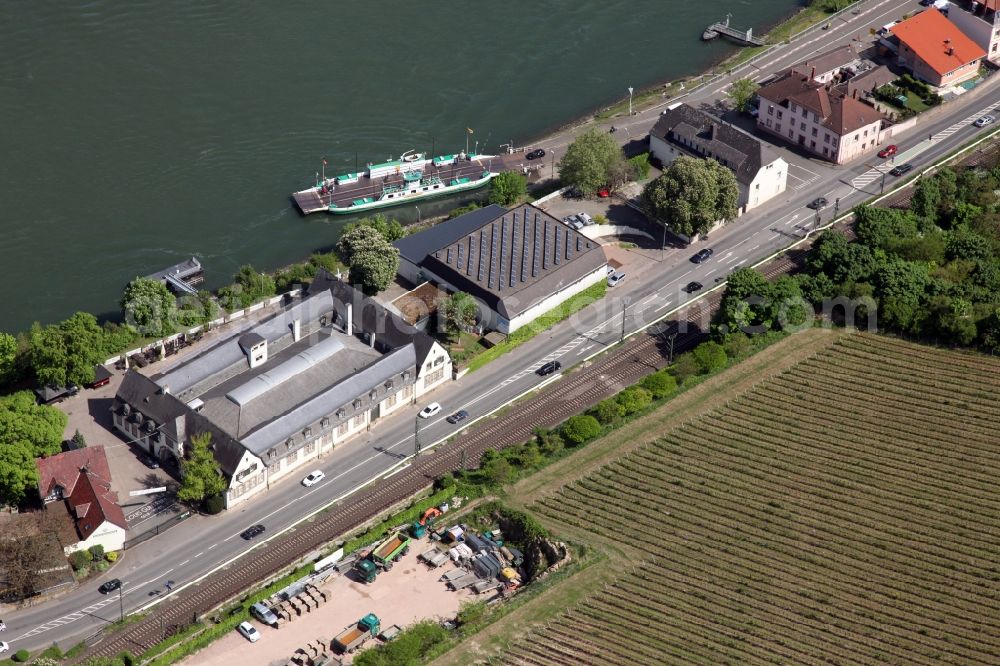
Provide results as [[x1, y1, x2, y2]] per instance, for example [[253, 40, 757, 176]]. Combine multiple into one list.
[[37, 447, 112, 500], [892, 9, 986, 77], [757, 73, 884, 135], [66, 469, 128, 539]]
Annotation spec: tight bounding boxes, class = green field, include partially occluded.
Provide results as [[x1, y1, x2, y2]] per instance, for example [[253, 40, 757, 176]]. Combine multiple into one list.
[[455, 333, 1000, 665]]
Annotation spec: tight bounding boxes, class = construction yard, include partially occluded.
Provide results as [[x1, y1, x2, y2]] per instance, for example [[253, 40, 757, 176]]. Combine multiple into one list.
[[178, 535, 477, 666]]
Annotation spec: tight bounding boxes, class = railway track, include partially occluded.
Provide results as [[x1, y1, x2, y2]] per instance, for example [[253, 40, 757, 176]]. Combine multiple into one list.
[[73, 251, 801, 663]]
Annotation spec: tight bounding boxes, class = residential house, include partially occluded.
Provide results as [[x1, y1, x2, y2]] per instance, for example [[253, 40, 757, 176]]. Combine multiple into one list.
[[944, 1, 1000, 64], [788, 43, 862, 84], [111, 277, 452, 509], [892, 8, 986, 86], [393, 203, 608, 334], [36, 447, 128, 555], [756, 72, 886, 163], [649, 103, 788, 215]]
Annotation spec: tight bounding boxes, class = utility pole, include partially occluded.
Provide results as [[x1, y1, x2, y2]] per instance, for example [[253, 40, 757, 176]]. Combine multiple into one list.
[[628, 86, 634, 116], [660, 222, 668, 261], [834, 197, 840, 217], [460, 449, 467, 471], [880, 170, 886, 194], [667, 332, 678, 364], [620, 297, 631, 343], [118, 582, 125, 623], [414, 416, 421, 456]]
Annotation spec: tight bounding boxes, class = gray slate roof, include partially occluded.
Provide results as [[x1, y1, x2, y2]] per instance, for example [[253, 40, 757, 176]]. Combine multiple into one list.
[[789, 43, 860, 79], [404, 204, 607, 320], [394, 204, 508, 267], [651, 103, 780, 186]]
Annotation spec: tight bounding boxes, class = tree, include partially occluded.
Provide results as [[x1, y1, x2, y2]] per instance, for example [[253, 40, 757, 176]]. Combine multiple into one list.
[[854, 205, 919, 250], [717, 267, 773, 336], [343, 214, 405, 242], [727, 77, 759, 112], [488, 171, 527, 206], [482, 458, 514, 486], [588, 398, 623, 424], [0, 332, 17, 388], [670, 352, 700, 384], [337, 224, 400, 294], [558, 129, 627, 196], [177, 432, 226, 505], [640, 370, 677, 399], [0, 391, 65, 505], [641, 156, 738, 238], [910, 176, 941, 220], [28, 312, 113, 388], [443, 292, 478, 339], [627, 153, 651, 181], [691, 341, 728, 374], [71, 429, 87, 448], [121, 277, 176, 338], [560, 415, 601, 445], [615, 387, 652, 415], [946, 228, 993, 262]]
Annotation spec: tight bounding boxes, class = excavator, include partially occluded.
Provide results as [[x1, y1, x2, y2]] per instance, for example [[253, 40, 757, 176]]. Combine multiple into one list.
[[410, 507, 443, 538]]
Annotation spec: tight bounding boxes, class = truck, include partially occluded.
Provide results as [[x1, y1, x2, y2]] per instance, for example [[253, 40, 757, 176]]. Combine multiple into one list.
[[371, 531, 411, 569], [354, 557, 378, 583], [333, 613, 380, 654]]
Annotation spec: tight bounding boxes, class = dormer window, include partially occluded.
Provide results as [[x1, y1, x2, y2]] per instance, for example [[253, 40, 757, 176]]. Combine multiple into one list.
[[336, 408, 346, 419], [353, 399, 362, 410], [303, 427, 312, 439], [285, 437, 294, 450], [321, 417, 330, 429]]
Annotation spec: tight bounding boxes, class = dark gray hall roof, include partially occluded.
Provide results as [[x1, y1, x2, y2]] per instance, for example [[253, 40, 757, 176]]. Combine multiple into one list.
[[393, 204, 508, 266], [651, 103, 780, 186], [419, 203, 607, 320]]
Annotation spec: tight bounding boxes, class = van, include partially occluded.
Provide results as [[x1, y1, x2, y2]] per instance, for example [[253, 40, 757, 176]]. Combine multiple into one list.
[[250, 602, 279, 626]]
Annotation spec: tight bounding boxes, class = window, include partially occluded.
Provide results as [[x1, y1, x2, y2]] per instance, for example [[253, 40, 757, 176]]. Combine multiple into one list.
[[863, 129, 869, 137], [425, 367, 445, 386], [823, 147, 829, 156], [810, 140, 816, 149], [267, 461, 279, 475], [767, 106, 773, 116], [337, 422, 349, 436], [790, 103, 797, 113], [304, 441, 315, 455], [811, 128, 818, 137], [777, 110, 783, 120], [766, 119, 772, 128], [823, 134, 830, 144], [352, 413, 365, 427], [775, 124, 782, 132], [800, 122, 806, 131], [788, 129, 794, 139], [854, 133, 859, 141], [434, 356, 445, 366], [385, 392, 397, 408], [287, 449, 299, 464]]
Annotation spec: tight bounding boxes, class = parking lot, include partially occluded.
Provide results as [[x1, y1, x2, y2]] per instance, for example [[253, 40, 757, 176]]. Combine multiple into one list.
[[180, 537, 475, 666]]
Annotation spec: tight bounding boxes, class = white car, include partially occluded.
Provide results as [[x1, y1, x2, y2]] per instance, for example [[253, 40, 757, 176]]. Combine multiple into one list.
[[607, 271, 626, 287], [577, 212, 594, 226], [419, 402, 442, 418], [301, 470, 325, 487], [0, 642, 8, 654], [974, 115, 995, 128], [237, 621, 261, 643]]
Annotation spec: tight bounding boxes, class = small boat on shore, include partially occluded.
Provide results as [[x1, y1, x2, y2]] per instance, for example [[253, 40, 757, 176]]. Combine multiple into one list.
[[292, 151, 496, 215]]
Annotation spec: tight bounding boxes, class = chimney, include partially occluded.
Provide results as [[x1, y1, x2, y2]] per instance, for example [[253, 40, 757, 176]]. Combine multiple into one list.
[[853, 88, 858, 99], [293, 319, 301, 342], [811, 66, 816, 81], [947, 47, 954, 56], [345, 303, 353, 336]]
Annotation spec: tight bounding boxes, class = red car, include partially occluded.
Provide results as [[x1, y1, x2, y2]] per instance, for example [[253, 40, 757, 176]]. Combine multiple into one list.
[[878, 145, 898, 158], [597, 188, 610, 198]]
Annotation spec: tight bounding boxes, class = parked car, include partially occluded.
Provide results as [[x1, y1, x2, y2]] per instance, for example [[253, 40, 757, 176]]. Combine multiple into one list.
[[302, 470, 325, 487], [807, 197, 828, 210], [974, 115, 995, 128], [690, 248, 714, 264], [66, 383, 80, 396], [607, 271, 626, 287], [877, 144, 898, 158], [577, 212, 594, 226], [606, 265, 617, 275], [240, 524, 266, 540], [418, 402, 442, 418], [536, 361, 562, 376], [144, 455, 160, 469], [446, 410, 469, 425], [0, 642, 8, 654], [890, 163, 914, 177], [682, 281, 704, 293], [597, 188, 611, 198], [526, 149, 546, 160], [562, 214, 580, 226], [98, 578, 122, 594], [570, 219, 586, 230], [250, 602, 279, 626], [237, 621, 261, 643]]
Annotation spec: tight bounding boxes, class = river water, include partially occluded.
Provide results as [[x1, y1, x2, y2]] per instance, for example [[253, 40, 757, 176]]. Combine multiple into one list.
[[0, 0, 797, 332]]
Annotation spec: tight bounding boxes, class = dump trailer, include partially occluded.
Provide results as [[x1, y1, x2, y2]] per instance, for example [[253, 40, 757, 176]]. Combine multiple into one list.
[[371, 531, 411, 569], [333, 613, 380, 654], [447, 571, 482, 591]]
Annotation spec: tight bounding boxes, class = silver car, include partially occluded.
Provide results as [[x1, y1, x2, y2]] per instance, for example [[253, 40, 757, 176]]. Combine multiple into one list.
[[577, 212, 594, 226], [974, 115, 995, 128]]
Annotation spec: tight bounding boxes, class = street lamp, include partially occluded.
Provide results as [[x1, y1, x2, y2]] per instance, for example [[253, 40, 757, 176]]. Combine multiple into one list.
[[414, 206, 421, 224], [119, 581, 125, 622], [627, 86, 634, 116], [414, 416, 421, 456], [660, 223, 668, 261]]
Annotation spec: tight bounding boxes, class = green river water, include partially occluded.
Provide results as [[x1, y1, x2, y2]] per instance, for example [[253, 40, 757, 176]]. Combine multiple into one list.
[[0, 0, 798, 332]]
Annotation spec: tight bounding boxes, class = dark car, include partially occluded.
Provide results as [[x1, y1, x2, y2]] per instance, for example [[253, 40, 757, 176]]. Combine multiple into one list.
[[536, 361, 562, 376], [446, 410, 470, 425], [99, 578, 122, 594], [807, 197, 828, 210], [690, 248, 714, 264], [240, 524, 266, 540], [682, 281, 704, 294], [525, 149, 546, 160], [66, 384, 80, 396], [889, 163, 914, 177], [144, 455, 160, 469]]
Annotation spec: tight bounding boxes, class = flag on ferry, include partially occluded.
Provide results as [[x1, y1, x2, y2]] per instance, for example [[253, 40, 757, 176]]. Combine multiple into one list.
[[467, 128, 474, 134], [322, 158, 328, 165]]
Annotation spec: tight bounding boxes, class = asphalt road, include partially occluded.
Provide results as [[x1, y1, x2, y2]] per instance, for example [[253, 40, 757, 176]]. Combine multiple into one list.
[[8, 0, 1000, 653]]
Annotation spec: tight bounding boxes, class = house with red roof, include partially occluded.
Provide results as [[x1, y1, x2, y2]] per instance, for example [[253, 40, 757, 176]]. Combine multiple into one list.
[[36, 447, 128, 556], [755, 72, 886, 164], [939, 1, 1000, 65], [892, 8, 986, 86]]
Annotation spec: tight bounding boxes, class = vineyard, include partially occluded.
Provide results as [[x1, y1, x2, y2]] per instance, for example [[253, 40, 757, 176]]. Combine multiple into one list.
[[500, 333, 1000, 665]]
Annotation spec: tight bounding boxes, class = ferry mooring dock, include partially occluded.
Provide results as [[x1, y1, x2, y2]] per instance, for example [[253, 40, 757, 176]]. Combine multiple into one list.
[[702, 14, 765, 46]]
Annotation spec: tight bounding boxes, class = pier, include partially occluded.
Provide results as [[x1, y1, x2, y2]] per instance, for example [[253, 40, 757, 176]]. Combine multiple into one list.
[[145, 257, 203, 295], [702, 14, 765, 47]]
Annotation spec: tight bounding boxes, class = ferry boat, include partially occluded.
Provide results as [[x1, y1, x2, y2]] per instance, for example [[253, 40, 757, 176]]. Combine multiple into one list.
[[292, 151, 496, 215]]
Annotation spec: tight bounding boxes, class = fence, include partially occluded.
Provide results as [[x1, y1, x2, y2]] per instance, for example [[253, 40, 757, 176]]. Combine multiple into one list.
[[123, 509, 192, 550]]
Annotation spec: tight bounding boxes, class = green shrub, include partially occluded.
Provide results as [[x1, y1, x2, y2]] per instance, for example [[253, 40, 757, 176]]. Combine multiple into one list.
[[457, 599, 488, 626], [615, 387, 652, 415], [353, 620, 449, 666], [12, 648, 30, 662], [594, 214, 609, 225], [561, 415, 602, 445], [722, 332, 753, 359], [30, 657, 60, 666], [628, 153, 651, 181], [88, 544, 105, 561], [692, 341, 728, 374], [482, 458, 514, 486], [588, 398, 622, 424], [640, 371, 677, 399], [105, 551, 119, 563], [95, 560, 110, 572], [69, 550, 91, 571], [434, 473, 456, 490], [670, 352, 701, 384], [203, 493, 225, 515]]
